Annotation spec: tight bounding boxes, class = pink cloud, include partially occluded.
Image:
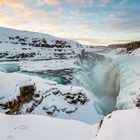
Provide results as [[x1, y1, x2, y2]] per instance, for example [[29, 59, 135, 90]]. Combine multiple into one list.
[[47, 0, 60, 4], [0, 0, 25, 9], [36, 0, 60, 6]]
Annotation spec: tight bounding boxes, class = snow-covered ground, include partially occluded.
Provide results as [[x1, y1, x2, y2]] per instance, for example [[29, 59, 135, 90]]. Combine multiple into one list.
[[0, 113, 98, 140], [0, 108, 139, 140], [0, 27, 140, 140]]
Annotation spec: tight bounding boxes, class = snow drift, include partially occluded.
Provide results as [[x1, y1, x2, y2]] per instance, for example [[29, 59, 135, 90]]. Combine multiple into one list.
[[0, 108, 139, 140]]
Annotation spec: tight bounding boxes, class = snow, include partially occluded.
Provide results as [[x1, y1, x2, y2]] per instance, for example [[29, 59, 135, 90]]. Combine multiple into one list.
[[0, 72, 103, 124], [100, 56, 140, 110], [0, 26, 82, 60], [0, 26, 140, 139], [115, 56, 140, 109], [0, 108, 140, 140], [0, 72, 34, 103], [0, 59, 79, 72], [71, 53, 140, 113], [0, 26, 63, 44], [0, 42, 77, 60], [0, 71, 56, 104], [20, 59, 80, 71], [0, 113, 98, 140], [131, 48, 140, 55], [95, 108, 140, 140]]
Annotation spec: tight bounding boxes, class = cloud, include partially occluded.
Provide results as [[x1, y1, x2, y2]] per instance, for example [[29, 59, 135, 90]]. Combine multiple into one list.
[[0, 14, 13, 27], [36, 0, 112, 7], [100, 0, 112, 4], [46, 0, 60, 5], [36, 0, 60, 6], [74, 37, 132, 46], [0, 4, 49, 32], [67, 0, 112, 7], [106, 11, 140, 33], [0, 0, 139, 46], [80, 23, 97, 31], [0, 0, 25, 9], [65, 0, 95, 7], [0, 2, 71, 37]]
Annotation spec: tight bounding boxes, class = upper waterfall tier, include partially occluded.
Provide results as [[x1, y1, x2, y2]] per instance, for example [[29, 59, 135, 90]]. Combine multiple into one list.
[[72, 52, 140, 114]]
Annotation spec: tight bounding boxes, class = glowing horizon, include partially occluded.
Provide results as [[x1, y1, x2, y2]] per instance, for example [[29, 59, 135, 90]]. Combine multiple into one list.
[[0, 0, 139, 46]]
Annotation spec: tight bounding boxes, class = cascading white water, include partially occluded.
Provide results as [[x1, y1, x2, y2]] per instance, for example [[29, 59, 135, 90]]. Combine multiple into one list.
[[72, 53, 121, 115], [1, 53, 139, 116]]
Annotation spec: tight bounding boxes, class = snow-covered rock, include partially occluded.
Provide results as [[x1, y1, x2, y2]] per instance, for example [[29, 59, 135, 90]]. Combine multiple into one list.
[[0, 27, 83, 60], [0, 72, 103, 124], [103, 41, 140, 56], [95, 108, 140, 140]]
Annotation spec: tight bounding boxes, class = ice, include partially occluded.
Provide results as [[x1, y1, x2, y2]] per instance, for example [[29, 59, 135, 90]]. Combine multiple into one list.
[[0, 26, 140, 139], [72, 53, 140, 114], [0, 63, 20, 73], [115, 56, 140, 109], [0, 71, 103, 124], [97, 56, 140, 110], [20, 59, 80, 71], [72, 53, 116, 114]]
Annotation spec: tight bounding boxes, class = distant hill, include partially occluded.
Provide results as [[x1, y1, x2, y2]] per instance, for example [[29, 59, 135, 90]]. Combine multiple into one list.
[[109, 41, 140, 51]]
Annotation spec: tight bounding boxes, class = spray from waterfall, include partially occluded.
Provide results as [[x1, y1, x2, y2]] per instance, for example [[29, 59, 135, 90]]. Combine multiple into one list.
[[72, 52, 120, 115]]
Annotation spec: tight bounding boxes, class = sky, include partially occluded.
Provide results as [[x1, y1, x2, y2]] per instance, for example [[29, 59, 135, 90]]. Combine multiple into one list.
[[0, 0, 139, 46]]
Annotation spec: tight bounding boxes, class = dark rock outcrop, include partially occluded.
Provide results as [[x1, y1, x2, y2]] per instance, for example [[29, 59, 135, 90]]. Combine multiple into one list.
[[2, 85, 36, 115], [109, 41, 140, 52], [121, 41, 140, 51]]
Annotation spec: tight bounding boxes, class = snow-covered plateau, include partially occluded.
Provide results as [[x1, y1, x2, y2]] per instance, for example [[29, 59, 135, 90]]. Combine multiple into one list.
[[0, 27, 140, 140]]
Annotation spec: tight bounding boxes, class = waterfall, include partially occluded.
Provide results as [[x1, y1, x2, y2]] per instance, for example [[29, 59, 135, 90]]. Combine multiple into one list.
[[72, 52, 121, 115]]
